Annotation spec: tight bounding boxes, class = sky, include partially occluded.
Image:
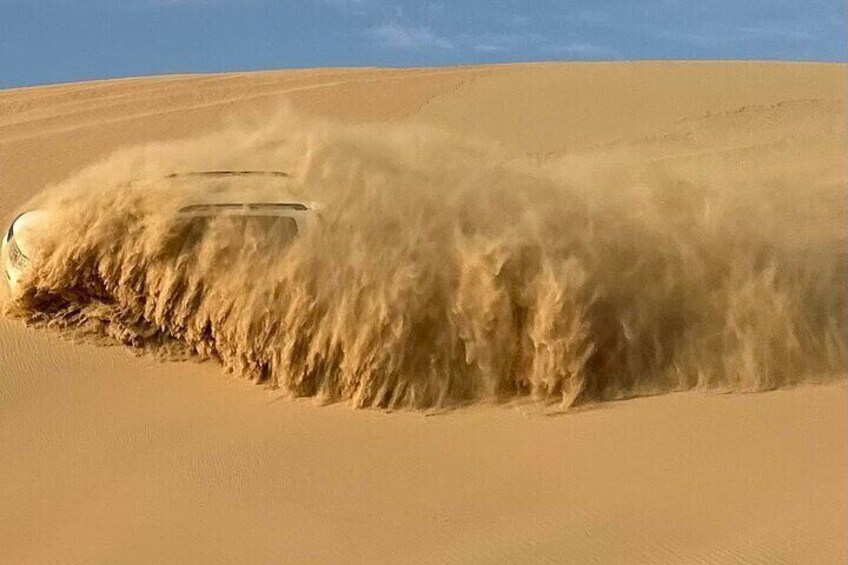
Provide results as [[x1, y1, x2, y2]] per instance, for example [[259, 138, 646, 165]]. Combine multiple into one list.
[[1, 0, 845, 88]]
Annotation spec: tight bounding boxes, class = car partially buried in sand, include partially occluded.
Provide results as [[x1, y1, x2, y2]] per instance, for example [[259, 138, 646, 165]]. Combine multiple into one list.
[[2, 171, 320, 294]]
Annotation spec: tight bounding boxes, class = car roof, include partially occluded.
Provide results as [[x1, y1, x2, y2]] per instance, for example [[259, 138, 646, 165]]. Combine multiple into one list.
[[155, 171, 316, 213]]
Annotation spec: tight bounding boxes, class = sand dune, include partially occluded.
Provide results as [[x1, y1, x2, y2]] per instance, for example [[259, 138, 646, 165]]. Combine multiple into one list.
[[1, 62, 846, 563]]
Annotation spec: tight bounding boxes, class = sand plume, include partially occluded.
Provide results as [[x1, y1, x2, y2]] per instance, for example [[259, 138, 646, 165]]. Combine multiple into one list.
[[4, 112, 845, 409]]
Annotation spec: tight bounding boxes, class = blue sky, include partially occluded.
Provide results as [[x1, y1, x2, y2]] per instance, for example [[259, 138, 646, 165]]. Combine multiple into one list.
[[1, 0, 845, 88]]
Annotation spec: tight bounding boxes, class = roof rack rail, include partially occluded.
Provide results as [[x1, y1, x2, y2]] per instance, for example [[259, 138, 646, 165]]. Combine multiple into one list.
[[178, 203, 309, 213], [165, 171, 289, 179]]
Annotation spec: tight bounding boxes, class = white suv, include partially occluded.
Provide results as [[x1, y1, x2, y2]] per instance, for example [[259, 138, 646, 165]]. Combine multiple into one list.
[[2, 171, 318, 294]]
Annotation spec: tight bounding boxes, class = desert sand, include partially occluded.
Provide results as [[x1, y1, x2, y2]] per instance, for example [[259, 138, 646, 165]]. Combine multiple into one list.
[[1, 62, 846, 563]]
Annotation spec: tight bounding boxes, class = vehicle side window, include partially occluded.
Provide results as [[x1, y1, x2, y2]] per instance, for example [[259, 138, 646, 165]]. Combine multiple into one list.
[[183, 216, 211, 246], [175, 214, 299, 248], [245, 216, 299, 248]]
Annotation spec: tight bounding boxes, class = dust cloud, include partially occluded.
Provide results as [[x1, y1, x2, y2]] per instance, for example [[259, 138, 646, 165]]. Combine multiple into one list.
[[4, 112, 845, 409]]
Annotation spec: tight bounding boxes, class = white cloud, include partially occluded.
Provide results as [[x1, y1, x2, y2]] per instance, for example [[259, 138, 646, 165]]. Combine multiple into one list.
[[370, 22, 454, 50], [543, 42, 611, 56], [322, 0, 369, 6], [462, 31, 544, 52], [426, 2, 446, 15], [660, 22, 814, 48], [143, 0, 222, 5], [472, 43, 505, 53], [473, 43, 506, 53], [737, 24, 811, 40]]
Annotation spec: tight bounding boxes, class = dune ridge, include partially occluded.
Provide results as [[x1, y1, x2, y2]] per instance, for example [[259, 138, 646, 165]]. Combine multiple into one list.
[[1, 62, 845, 563]]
